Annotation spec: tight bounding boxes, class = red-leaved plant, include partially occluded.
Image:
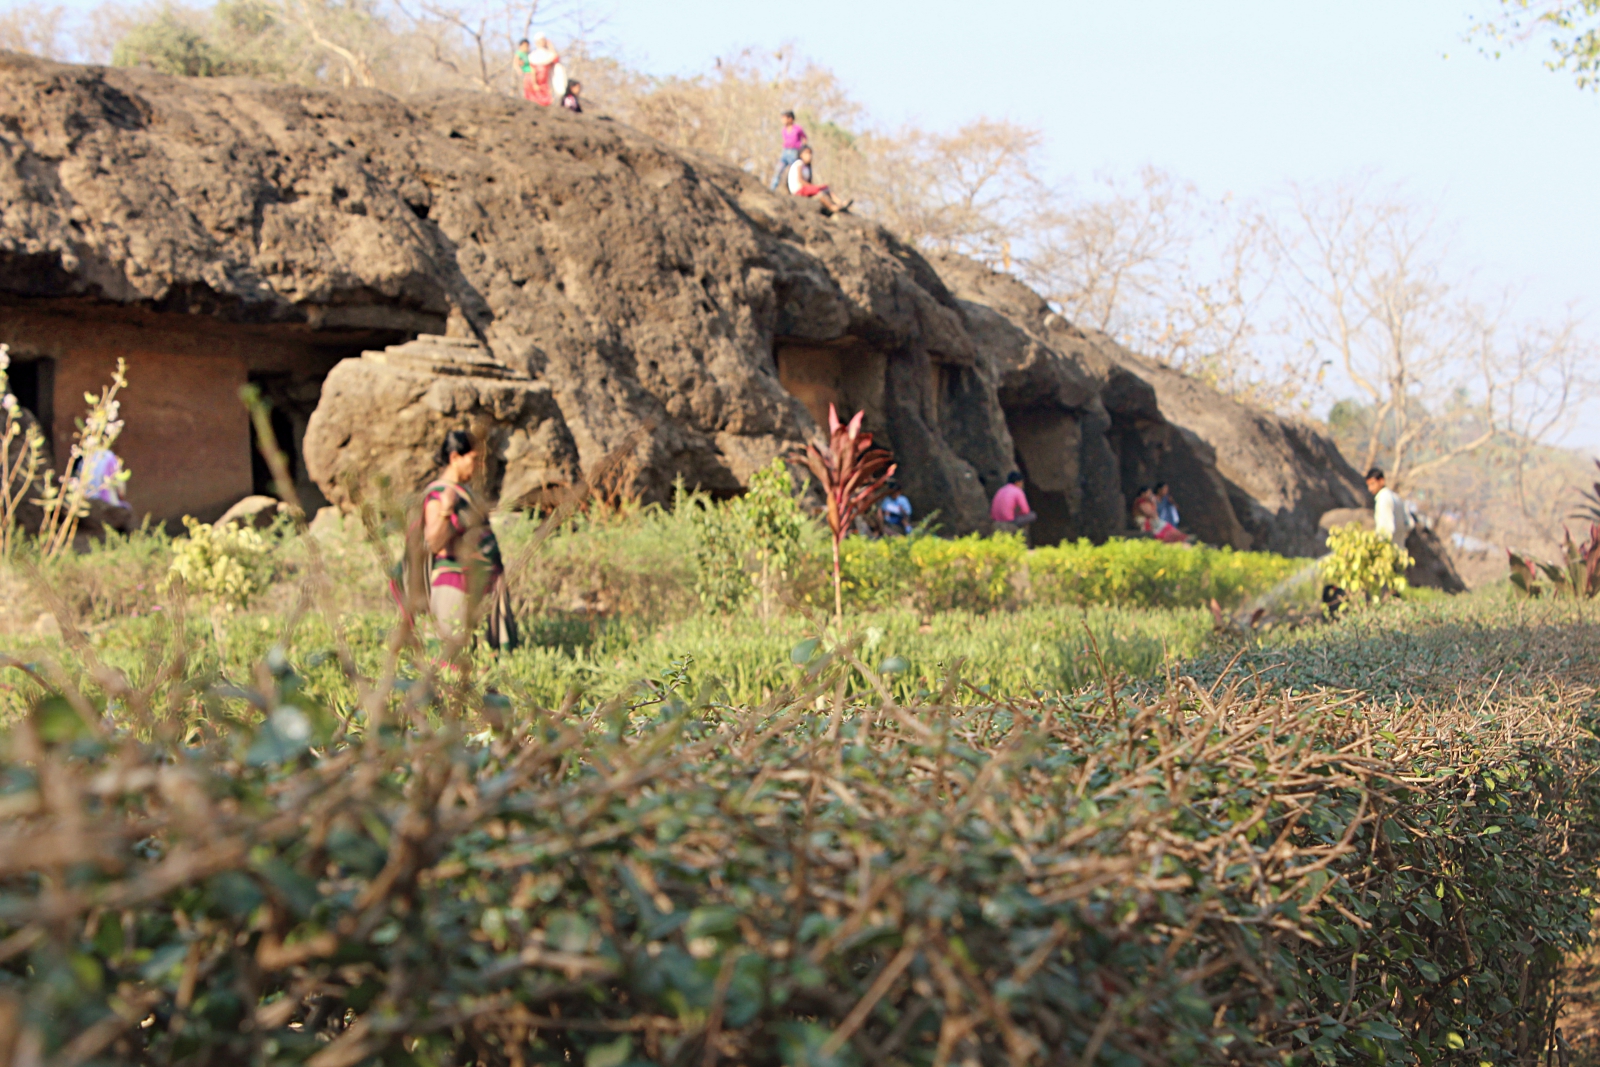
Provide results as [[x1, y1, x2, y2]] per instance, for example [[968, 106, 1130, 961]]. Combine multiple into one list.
[[1509, 523, 1600, 601], [793, 404, 896, 622]]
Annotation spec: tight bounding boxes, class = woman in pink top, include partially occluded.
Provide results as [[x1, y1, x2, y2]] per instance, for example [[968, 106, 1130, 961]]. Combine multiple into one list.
[[990, 471, 1036, 534]]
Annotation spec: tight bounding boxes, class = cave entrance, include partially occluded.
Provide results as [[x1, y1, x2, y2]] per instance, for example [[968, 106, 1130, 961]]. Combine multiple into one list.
[[6, 354, 54, 452], [1006, 407, 1080, 546], [0, 300, 420, 524], [1106, 412, 1166, 529], [248, 372, 329, 510], [774, 340, 887, 434]]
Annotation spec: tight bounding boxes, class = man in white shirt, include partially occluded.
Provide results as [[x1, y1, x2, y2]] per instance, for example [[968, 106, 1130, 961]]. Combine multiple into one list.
[[1365, 467, 1412, 549]]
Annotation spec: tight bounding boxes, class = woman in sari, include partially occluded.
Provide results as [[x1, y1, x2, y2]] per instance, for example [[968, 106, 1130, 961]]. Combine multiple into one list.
[[403, 429, 518, 652], [525, 34, 560, 106]]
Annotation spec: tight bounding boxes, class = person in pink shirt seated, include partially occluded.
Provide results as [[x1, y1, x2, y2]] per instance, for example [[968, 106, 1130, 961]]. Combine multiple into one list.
[[990, 471, 1036, 534]]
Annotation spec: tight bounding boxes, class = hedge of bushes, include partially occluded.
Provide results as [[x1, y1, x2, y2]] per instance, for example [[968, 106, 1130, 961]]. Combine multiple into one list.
[[842, 532, 1306, 613], [2, 631, 1597, 1065]]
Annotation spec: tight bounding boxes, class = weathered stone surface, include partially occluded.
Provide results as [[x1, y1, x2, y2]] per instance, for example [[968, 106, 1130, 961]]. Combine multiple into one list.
[[0, 53, 1371, 555], [304, 335, 580, 509], [216, 494, 286, 529], [1318, 507, 1467, 592]]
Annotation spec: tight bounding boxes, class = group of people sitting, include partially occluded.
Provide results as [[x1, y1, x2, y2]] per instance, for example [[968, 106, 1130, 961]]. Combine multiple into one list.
[[770, 110, 853, 213], [884, 473, 1191, 543], [515, 35, 582, 112], [1132, 483, 1188, 543]]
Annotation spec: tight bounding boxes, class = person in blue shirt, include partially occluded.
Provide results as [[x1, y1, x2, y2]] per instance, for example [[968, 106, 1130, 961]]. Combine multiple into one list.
[[1154, 482, 1180, 530], [880, 479, 913, 536]]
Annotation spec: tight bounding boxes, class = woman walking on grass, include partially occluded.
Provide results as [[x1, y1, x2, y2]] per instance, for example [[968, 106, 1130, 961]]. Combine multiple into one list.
[[411, 429, 518, 651]]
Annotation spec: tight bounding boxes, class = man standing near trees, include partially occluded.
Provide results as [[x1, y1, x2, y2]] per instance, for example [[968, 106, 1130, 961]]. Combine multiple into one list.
[[1366, 467, 1412, 549]]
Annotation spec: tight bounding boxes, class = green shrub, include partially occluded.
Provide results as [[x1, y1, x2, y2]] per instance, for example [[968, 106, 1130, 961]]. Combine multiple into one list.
[[112, 10, 236, 76], [686, 461, 808, 613], [1031, 536, 1305, 608], [165, 516, 274, 610], [1321, 522, 1412, 602], [842, 533, 1302, 614], [2, 630, 1596, 1066]]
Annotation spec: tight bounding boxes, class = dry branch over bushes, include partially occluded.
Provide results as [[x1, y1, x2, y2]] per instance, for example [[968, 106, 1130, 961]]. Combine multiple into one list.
[[1, 626, 1598, 1065]]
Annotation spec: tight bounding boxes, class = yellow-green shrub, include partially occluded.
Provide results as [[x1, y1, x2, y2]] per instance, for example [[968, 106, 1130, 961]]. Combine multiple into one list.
[[1031, 537, 1304, 608], [842, 533, 1302, 613], [1320, 523, 1411, 602], [166, 516, 273, 610]]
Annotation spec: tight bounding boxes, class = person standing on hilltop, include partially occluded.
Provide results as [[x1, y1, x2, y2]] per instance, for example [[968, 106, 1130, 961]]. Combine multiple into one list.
[[770, 109, 808, 190], [561, 80, 583, 112], [515, 39, 536, 102], [1366, 467, 1413, 549], [990, 471, 1037, 535], [523, 34, 560, 106], [786, 146, 854, 212]]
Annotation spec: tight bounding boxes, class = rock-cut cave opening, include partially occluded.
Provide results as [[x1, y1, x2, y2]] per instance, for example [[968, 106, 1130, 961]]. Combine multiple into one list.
[[0, 299, 417, 526]]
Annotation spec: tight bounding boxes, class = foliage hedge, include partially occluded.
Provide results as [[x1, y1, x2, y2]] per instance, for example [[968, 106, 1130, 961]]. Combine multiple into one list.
[[2, 628, 1597, 1066], [842, 533, 1305, 614]]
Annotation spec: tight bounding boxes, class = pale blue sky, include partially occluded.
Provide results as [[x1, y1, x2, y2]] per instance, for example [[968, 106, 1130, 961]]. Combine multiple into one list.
[[598, 0, 1599, 450]]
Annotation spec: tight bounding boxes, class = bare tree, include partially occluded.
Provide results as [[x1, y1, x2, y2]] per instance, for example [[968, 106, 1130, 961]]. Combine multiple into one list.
[[0, 4, 72, 58], [1494, 309, 1599, 517], [1268, 180, 1503, 488], [868, 119, 1043, 265]]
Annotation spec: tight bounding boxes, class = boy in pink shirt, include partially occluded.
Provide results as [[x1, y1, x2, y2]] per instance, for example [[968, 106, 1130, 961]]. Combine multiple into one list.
[[771, 109, 808, 190], [990, 472, 1036, 533]]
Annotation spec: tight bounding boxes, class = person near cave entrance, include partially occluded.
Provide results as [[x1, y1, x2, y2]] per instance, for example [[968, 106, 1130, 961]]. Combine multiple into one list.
[[990, 471, 1036, 534], [880, 479, 913, 536], [1133, 487, 1187, 543], [786, 146, 853, 212], [1154, 482, 1180, 529], [396, 429, 518, 654]]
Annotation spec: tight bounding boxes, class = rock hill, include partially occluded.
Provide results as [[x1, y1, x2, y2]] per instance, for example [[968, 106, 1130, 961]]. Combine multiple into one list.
[[0, 52, 1368, 555]]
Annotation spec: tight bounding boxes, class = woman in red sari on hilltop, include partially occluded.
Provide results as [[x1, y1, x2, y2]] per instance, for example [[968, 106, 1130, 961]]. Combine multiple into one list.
[[523, 34, 560, 106]]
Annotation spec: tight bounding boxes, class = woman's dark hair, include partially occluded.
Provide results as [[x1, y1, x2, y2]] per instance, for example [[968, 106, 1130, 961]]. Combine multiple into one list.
[[1006, 471, 1024, 484], [781, 109, 795, 119], [435, 429, 476, 467]]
